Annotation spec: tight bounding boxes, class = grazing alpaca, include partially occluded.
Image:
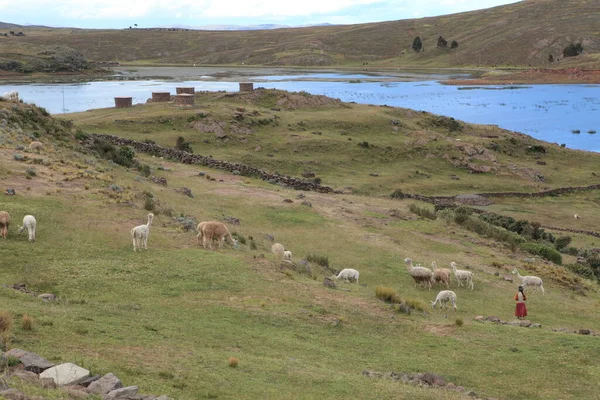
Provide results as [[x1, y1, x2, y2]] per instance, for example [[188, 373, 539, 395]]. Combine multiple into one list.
[[574, 213, 581, 220], [512, 269, 545, 294], [0, 211, 10, 239], [271, 243, 285, 259], [199, 221, 236, 249], [131, 213, 154, 251], [450, 262, 474, 290], [28, 141, 43, 153], [283, 250, 293, 261], [431, 290, 457, 311], [335, 268, 359, 284], [18, 215, 36, 241], [431, 261, 451, 289], [404, 258, 433, 290]]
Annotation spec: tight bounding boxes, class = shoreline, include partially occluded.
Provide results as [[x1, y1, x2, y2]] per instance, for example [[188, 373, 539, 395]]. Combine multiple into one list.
[[442, 68, 600, 85]]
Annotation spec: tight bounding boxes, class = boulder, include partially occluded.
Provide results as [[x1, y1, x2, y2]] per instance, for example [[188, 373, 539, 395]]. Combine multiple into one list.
[[105, 385, 139, 399], [3, 348, 54, 373], [87, 373, 123, 395], [0, 388, 27, 400], [39, 362, 90, 386]]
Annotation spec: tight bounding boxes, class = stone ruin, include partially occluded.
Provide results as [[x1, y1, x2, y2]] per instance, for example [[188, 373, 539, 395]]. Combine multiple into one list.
[[114, 97, 132, 108], [239, 82, 254, 92]]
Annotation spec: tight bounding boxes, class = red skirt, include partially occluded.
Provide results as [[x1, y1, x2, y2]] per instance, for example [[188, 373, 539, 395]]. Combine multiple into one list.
[[515, 303, 527, 318]]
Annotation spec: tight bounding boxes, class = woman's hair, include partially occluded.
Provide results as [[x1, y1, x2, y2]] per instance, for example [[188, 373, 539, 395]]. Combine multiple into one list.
[[518, 286, 524, 292]]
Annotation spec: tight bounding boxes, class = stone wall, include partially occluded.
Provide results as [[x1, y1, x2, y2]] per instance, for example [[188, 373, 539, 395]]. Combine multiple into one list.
[[114, 97, 132, 108], [176, 87, 195, 94], [151, 92, 171, 102], [239, 82, 254, 92], [91, 134, 340, 194], [174, 94, 194, 106]]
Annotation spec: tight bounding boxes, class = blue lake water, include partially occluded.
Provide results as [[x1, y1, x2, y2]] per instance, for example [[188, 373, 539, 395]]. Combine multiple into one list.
[[1, 75, 599, 152]]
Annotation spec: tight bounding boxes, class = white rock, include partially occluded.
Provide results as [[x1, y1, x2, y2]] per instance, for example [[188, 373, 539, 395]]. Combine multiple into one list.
[[39, 362, 90, 386]]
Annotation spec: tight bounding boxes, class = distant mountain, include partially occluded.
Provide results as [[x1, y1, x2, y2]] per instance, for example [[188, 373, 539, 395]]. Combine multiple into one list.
[[166, 23, 334, 31]]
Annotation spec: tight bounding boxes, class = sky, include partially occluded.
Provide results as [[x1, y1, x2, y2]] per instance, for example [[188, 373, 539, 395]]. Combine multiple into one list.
[[0, 0, 522, 29]]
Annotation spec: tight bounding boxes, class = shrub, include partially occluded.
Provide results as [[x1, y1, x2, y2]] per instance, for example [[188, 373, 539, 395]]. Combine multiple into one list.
[[143, 192, 155, 211], [232, 232, 246, 245], [572, 129, 581, 134], [312, 177, 322, 185], [455, 317, 464, 327], [89, 139, 136, 168], [306, 253, 329, 268], [22, 314, 33, 330], [436, 208, 455, 223], [520, 243, 562, 265], [565, 263, 596, 280], [175, 136, 193, 153], [563, 42, 583, 58], [375, 287, 401, 304], [450, 40, 459, 49], [0, 311, 13, 349], [390, 189, 405, 199], [358, 141, 370, 148], [526, 145, 546, 154], [403, 298, 427, 313], [409, 204, 437, 220], [249, 238, 257, 250], [555, 236, 572, 251], [137, 164, 152, 177]]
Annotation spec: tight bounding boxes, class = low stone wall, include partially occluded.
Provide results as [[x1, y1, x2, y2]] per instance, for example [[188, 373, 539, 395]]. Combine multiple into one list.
[[114, 97, 132, 108], [174, 94, 194, 106], [91, 134, 340, 194], [176, 87, 195, 94], [152, 92, 171, 102], [239, 82, 254, 92]]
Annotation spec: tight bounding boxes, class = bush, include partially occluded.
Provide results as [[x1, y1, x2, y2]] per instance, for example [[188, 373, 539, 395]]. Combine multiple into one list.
[[409, 203, 437, 220], [455, 317, 464, 327], [137, 164, 152, 177], [89, 139, 136, 168], [22, 314, 33, 331], [565, 263, 596, 280], [555, 236, 572, 251], [390, 189, 405, 199], [375, 287, 401, 304], [175, 136, 193, 153], [436, 208, 455, 223], [520, 243, 562, 265], [143, 192, 155, 211], [358, 141, 370, 148], [563, 42, 583, 58], [306, 253, 329, 268]]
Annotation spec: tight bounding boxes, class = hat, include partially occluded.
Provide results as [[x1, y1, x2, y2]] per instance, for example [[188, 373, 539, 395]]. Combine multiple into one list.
[[518, 285, 524, 290]]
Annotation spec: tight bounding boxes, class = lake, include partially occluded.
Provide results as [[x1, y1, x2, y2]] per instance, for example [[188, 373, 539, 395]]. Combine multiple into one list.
[[1, 70, 599, 152]]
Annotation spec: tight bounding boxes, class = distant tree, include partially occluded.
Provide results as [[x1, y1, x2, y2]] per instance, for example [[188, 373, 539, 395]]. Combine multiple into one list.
[[134, 24, 138, 27], [175, 136, 193, 153], [450, 40, 459, 49], [437, 36, 448, 49], [563, 42, 583, 58], [548, 54, 554, 63], [412, 36, 422, 53]]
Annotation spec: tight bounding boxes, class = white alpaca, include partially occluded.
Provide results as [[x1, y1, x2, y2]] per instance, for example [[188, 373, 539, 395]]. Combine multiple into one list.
[[199, 221, 236, 249], [283, 250, 292, 261], [431, 290, 457, 311], [131, 213, 153, 251], [18, 215, 36, 242], [335, 268, 359, 284], [2, 91, 19, 102], [404, 258, 433, 290], [512, 269, 545, 294], [574, 213, 581, 220], [28, 141, 43, 153], [271, 243, 285, 259], [450, 262, 474, 290]]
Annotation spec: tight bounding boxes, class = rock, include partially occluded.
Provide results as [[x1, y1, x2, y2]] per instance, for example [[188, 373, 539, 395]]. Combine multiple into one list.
[[474, 316, 485, 322], [301, 201, 312, 207], [11, 370, 39, 384], [38, 293, 56, 302], [105, 385, 139, 399], [420, 372, 445, 386], [0, 388, 27, 400], [519, 320, 532, 327], [454, 194, 493, 206], [484, 316, 501, 323], [523, 257, 536, 263], [296, 193, 305, 199], [39, 362, 90, 386], [223, 216, 240, 225], [13, 154, 24, 161], [579, 329, 591, 335], [87, 373, 123, 395], [467, 391, 478, 397], [254, 146, 261, 152], [503, 276, 514, 283], [323, 277, 337, 289], [494, 271, 500, 276], [3, 348, 54, 373], [467, 164, 492, 173], [282, 199, 293, 203], [40, 377, 57, 389], [63, 386, 89, 398], [507, 321, 521, 327], [5, 188, 15, 195], [531, 324, 542, 328]]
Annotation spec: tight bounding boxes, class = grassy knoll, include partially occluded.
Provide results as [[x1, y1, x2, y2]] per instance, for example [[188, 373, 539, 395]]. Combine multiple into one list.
[[65, 89, 600, 197], [1, 97, 600, 399], [1, 0, 599, 70]]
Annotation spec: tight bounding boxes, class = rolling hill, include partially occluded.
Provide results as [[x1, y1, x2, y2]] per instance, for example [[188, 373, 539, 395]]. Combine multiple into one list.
[[1, 0, 599, 69]]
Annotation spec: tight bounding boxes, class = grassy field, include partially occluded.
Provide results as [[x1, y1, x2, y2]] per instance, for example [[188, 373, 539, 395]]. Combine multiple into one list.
[[1, 95, 600, 399], [1, 0, 599, 70]]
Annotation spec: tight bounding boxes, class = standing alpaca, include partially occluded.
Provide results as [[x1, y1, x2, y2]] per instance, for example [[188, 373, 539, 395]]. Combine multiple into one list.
[[450, 262, 474, 290], [431, 290, 457, 311], [271, 243, 285, 259], [404, 258, 433, 290], [199, 221, 236, 249], [512, 269, 545, 294], [431, 261, 451, 289], [18, 215, 36, 242], [131, 213, 154, 251], [0, 211, 10, 239]]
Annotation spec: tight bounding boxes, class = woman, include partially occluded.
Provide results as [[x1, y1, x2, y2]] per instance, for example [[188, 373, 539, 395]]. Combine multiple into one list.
[[514, 285, 528, 319]]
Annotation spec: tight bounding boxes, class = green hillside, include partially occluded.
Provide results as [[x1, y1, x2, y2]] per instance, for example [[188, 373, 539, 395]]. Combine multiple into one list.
[[1, 0, 599, 69], [0, 93, 599, 399]]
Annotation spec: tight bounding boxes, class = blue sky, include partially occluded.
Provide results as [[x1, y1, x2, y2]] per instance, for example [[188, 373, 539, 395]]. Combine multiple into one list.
[[0, 0, 522, 29]]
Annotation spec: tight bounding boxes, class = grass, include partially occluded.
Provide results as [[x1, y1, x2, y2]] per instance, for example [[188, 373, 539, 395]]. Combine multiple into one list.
[[1, 97, 600, 399]]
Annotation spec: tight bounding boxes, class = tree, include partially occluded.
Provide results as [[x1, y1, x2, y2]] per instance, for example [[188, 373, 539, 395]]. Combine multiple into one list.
[[412, 36, 422, 53], [437, 36, 447, 49], [450, 40, 459, 49], [563, 42, 583, 58]]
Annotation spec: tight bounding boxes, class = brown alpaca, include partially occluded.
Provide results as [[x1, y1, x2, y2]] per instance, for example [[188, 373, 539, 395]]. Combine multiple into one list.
[[0, 211, 11, 239], [432, 261, 451, 289], [198, 221, 236, 249]]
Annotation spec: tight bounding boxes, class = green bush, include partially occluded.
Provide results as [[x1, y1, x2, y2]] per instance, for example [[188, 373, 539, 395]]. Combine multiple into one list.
[[555, 236, 572, 251], [306, 253, 329, 268], [520, 243, 562, 265], [375, 287, 401, 304], [409, 204, 437, 220]]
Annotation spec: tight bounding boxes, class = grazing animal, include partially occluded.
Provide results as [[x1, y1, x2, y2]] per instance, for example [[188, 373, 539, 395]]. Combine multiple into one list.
[[450, 262, 474, 290], [512, 269, 545, 294], [28, 141, 43, 153], [335, 268, 359, 284], [2, 91, 19, 102], [0, 211, 10, 239], [271, 243, 285, 259], [283, 250, 292, 261], [199, 221, 236, 249], [131, 213, 154, 251], [18, 215, 36, 241], [404, 258, 434, 290], [432, 261, 451, 289], [431, 290, 457, 311], [574, 213, 581, 220]]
